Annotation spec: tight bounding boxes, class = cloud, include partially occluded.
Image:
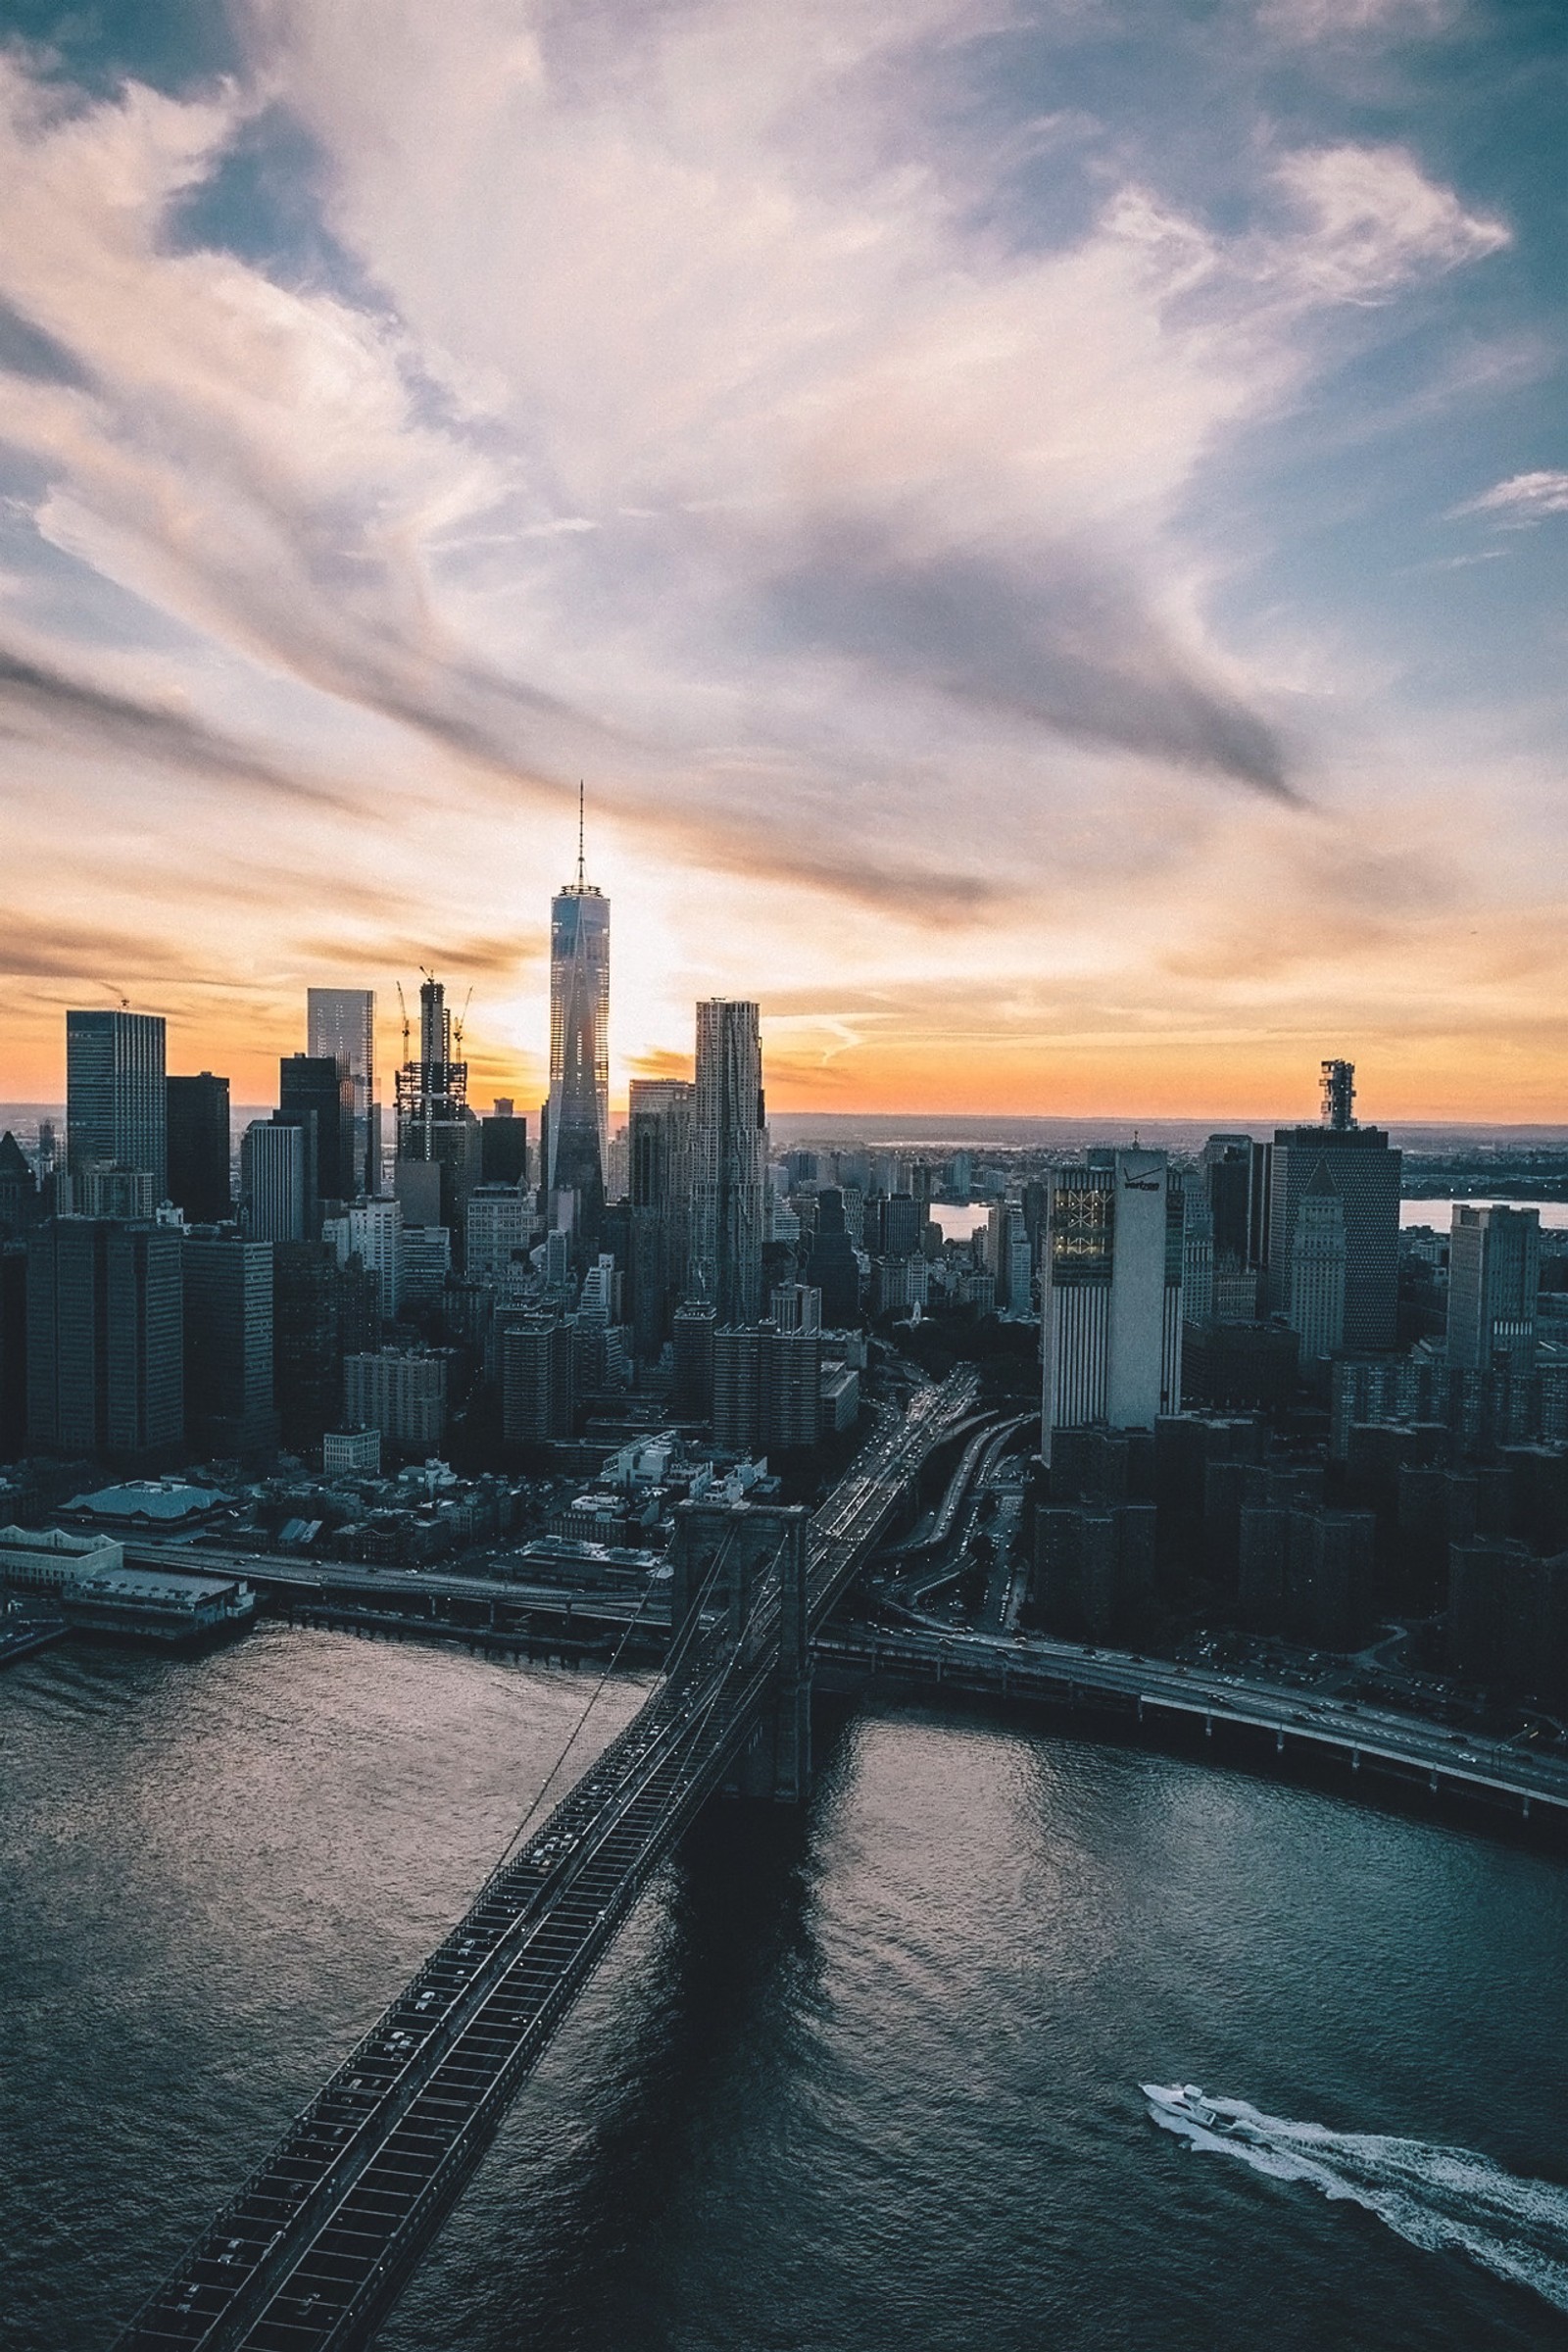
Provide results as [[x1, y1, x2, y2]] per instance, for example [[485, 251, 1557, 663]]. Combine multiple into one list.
[[0, 905, 207, 983], [1256, 0, 1455, 43], [1450, 470, 1568, 523], [0, 2, 1541, 1112], [0, 631, 349, 804], [1271, 146, 1508, 303], [764, 514, 1295, 796]]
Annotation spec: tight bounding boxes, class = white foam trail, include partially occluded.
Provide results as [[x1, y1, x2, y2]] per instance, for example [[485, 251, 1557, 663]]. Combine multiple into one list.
[[1141, 2082, 1568, 2314]]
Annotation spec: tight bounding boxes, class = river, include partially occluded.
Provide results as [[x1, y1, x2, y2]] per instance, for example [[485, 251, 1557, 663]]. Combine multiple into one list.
[[3, 1625, 1565, 2351]]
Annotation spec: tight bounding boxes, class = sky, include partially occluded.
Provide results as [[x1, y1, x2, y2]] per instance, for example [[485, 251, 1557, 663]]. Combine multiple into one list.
[[0, 0, 1564, 1122]]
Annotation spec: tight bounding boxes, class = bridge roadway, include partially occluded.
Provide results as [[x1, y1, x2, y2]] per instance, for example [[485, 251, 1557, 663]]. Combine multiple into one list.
[[814, 1621, 1568, 1821], [114, 1371, 978, 2352]]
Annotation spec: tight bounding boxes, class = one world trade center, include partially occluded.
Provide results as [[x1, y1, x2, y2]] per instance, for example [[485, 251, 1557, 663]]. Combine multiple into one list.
[[546, 790, 610, 1254]]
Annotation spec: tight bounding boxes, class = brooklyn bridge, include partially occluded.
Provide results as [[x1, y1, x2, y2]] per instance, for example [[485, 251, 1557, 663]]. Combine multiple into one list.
[[115, 1371, 982, 2352]]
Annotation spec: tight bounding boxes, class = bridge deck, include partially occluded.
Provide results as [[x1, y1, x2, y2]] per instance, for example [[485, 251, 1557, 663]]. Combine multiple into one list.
[[113, 1374, 976, 2352]]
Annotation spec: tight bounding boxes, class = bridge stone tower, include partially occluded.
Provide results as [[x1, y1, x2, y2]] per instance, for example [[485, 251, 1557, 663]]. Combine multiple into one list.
[[669, 1499, 811, 1803]]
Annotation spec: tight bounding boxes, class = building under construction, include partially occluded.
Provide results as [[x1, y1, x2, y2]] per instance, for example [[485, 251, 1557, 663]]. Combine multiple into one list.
[[394, 974, 478, 1234]]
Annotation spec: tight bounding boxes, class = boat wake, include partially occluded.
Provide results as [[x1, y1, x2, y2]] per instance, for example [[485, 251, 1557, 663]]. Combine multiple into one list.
[[1142, 2082, 1568, 2314]]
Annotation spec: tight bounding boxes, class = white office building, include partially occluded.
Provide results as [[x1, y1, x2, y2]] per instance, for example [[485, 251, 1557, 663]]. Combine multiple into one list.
[[1040, 1149, 1183, 1459], [323, 1197, 403, 1318]]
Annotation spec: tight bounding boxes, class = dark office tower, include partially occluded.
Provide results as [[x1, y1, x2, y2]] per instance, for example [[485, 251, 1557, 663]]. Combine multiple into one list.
[[805, 1187, 860, 1327], [480, 1110, 529, 1188], [628, 1077, 695, 1361], [66, 1009, 167, 1196], [167, 1073, 231, 1224], [241, 1121, 306, 1244], [277, 1054, 356, 1236], [1202, 1134, 1254, 1266], [0, 1133, 40, 1237], [672, 1300, 717, 1418], [272, 1241, 342, 1452], [882, 1192, 920, 1258], [1447, 1204, 1541, 1370], [308, 988, 377, 1196], [395, 975, 478, 1232], [0, 1244, 24, 1455], [26, 1218, 182, 1458], [182, 1234, 278, 1456], [1266, 1069, 1400, 1351], [689, 999, 765, 1326], [547, 797, 610, 1249]]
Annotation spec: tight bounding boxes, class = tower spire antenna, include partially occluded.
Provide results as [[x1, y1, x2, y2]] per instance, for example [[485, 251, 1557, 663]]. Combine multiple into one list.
[[577, 780, 586, 888]]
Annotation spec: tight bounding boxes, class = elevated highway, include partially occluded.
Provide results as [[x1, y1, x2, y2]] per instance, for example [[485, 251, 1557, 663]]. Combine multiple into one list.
[[814, 1622, 1568, 1823]]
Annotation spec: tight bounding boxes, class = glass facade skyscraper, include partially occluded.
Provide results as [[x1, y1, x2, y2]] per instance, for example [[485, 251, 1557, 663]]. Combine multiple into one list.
[[307, 988, 377, 1196], [689, 998, 765, 1327], [547, 824, 610, 1246], [66, 1008, 167, 1197]]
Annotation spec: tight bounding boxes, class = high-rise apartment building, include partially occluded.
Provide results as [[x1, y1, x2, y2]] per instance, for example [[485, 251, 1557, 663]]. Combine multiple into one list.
[[628, 1077, 695, 1360], [344, 1348, 447, 1452], [322, 1197, 403, 1319], [182, 1234, 278, 1455], [711, 1321, 821, 1452], [166, 1072, 231, 1224], [241, 1121, 306, 1245], [465, 1187, 535, 1286], [1265, 1063, 1399, 1350], [1040, 1149, 1184, 1459], [547, 805, 610, 1244], [307, 988, 377, 1197], [689, 999, 765, 1326], [1287, 1161, 1348, 1363], [67, 1009, 167, 1197], [26, 1218, 183, 1456], [501, 1315, 574, 1443], [1447, 1203, 1541, 1370]]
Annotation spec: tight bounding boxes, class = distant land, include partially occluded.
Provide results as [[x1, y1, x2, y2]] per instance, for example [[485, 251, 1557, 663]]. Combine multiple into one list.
[[5, 1105, 1568, 1155]]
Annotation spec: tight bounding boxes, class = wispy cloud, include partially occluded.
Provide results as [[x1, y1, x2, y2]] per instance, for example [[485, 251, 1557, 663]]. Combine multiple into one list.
[[1450, 470, 1568, 523], [0, 0, 1548, 1111]]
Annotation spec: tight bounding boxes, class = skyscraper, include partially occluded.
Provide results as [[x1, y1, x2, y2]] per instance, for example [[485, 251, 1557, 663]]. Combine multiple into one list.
[[1265, 1062, 1400, 1351], [241, 1121, 306, 1245], [26, 1217, 183, 1457], [628, 1077, 695, 1361], [1447, 1203, 1541, 1370], [394, 975, 478, 1232], [182, 1233, 278, 1455], [167, 1072, 231, 1224], [547, 795, 610, 1248], [277, 1053, 356, 1231], [689, 999, 765, 1327], [1288, 1161, 1348, 1362], [1040, 1148, 1184, 1459], [307, 988, 377, 1196], [805, 1188, 861, 1327], [66, 1009, 167, 1196]]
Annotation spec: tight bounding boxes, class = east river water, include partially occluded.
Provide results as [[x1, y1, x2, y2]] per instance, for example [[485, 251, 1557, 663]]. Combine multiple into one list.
[[3, 1625, 1567, 2352]]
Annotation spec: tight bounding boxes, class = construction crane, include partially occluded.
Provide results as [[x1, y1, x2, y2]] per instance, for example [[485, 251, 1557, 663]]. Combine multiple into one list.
[[453, 987, 473, 1056], [395, 980, 411, 1061]]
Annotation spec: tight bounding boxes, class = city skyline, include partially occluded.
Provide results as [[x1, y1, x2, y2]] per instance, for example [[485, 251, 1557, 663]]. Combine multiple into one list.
[[0, 5, 1565, 1119]]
